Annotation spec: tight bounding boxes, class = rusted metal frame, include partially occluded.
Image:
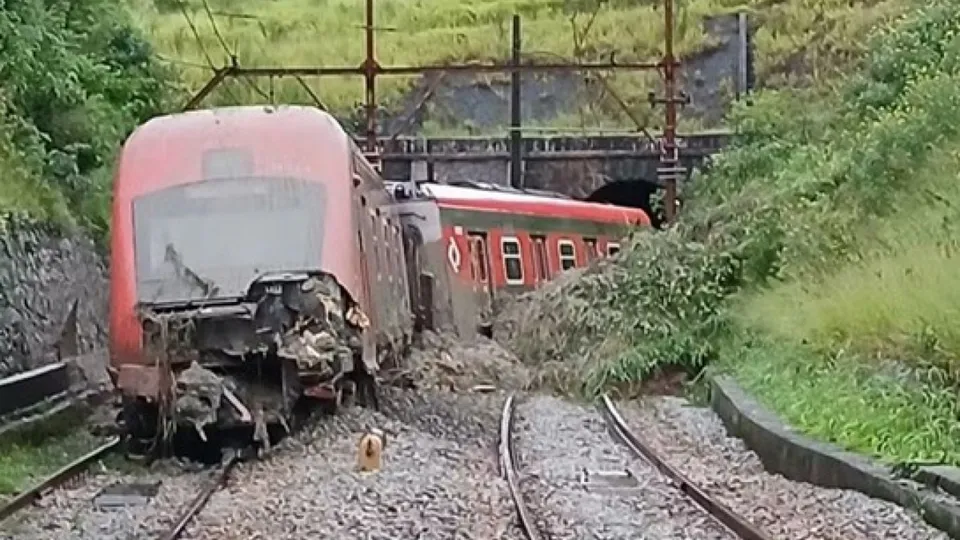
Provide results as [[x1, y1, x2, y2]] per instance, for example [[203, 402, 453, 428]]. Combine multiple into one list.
[[363, 0, 379, 154], [215, 61, 662, 78], [599, 396, 772, 540], [386, 72, 447, 143], [183, 67, 232, 110], [159, 453, 239, 540], [0, 437, 121, 521], [499, 394, 540, 540], [510, 14, 523, 190], [661, 0, 680, 223]]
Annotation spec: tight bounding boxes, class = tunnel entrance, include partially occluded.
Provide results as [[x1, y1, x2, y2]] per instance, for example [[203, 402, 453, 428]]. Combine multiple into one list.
[[583, 180, 667, 229]]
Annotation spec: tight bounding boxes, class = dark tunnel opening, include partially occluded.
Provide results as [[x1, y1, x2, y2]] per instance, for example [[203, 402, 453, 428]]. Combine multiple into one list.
[[583, 180, 668, 229]]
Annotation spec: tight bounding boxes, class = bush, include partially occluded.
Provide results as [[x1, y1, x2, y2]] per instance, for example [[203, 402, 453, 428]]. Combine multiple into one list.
[[0, 0, 178, 238], [496, 0, 960, 401]]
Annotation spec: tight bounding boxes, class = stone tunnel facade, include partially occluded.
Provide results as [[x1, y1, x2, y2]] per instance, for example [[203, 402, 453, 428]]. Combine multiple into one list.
[[375, 133, 730, 199]]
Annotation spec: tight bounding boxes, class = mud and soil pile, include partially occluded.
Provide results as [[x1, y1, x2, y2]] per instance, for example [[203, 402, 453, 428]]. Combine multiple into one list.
[[385, 330, 530, 393]]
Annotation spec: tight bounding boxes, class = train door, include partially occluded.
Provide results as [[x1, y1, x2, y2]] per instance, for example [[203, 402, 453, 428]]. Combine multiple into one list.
[[531, 234, 550, 285], [466, 231, 494, 323], [584, 237, 598, 263], [401, 224, 426, 330]]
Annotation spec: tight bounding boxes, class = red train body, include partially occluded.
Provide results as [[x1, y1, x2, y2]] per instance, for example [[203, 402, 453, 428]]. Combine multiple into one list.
[[107, 105, 648, 455]]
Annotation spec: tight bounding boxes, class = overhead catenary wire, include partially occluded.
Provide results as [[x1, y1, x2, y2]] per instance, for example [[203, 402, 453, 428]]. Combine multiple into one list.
[[199, 0, 273, 103], [173, 0, 242, 105]]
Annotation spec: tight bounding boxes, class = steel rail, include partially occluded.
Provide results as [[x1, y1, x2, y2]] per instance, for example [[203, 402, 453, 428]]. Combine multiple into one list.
[[599, 395, 773, 540], [158, 453, 239, 540], [0, 436, 121, 522], [499, 393, 540, 540]]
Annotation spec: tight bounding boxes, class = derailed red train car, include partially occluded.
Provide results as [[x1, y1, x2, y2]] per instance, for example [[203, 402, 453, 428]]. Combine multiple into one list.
[[108, 105, 648, 456]]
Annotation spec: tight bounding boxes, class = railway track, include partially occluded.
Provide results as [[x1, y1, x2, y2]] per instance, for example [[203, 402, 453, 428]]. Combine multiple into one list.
[[498, 393, 540, 539], [499, 392, 774, 539], [157, 453, 239, 540], [0, 437, 120, 521], [598, 394, 771, 540], [0, 436, 121, 522]]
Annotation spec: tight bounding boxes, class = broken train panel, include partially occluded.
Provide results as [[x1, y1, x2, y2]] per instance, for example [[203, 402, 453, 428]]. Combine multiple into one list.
[[108, 105, 389, 450], [139, 272, 369, 446]]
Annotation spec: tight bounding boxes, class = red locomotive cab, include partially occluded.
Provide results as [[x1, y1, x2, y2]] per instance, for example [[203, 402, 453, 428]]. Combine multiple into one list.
[[108, 106, 382, 454]]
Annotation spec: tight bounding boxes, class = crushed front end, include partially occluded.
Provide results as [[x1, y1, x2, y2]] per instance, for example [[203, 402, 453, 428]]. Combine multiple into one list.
[[133, 272, 370, 458]]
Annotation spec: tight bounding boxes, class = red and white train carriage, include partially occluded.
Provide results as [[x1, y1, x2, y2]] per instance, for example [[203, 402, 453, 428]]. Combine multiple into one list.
[[107, 105, 649, 456]]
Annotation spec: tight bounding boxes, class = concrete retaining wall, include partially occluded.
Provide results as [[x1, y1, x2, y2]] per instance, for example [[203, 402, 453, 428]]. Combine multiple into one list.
[[710, 375, 960, 539]]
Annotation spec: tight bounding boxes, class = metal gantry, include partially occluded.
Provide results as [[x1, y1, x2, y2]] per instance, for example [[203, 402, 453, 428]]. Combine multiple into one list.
[[182, 0, 690, 223]]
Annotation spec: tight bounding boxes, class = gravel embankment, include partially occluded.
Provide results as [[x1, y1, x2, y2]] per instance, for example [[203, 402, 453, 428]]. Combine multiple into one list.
[[617, 396, 952, 540], [179, 387, 523, 540], [0, 461, 209, 540], [1, 335, 529, 540], [513, 395, 737, 540]]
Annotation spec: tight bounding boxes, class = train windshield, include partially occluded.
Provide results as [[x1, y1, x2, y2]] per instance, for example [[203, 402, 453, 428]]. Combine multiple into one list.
[[132, 176, 326, 305]]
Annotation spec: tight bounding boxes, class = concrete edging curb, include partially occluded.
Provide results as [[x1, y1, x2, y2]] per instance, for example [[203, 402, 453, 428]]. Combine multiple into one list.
[[709, 375, 960, 539]]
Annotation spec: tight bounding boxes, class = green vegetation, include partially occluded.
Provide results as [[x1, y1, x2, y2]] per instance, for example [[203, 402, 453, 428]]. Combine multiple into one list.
[[498, 0, 960, 466], [0, 0, 175, 236], [0, 411, 103, 497], [133, 0, 907, 129]]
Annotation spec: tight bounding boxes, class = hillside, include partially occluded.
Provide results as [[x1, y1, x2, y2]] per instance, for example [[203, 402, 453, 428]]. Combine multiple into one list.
[[496, 0, 960, 467], [131, 0, 908, 132], [0, 0, 916, 228]]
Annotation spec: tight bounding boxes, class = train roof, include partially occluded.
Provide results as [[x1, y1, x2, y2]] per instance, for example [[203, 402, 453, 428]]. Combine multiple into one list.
[[418, 182, 650, 226], [123, 105, 347, 155]]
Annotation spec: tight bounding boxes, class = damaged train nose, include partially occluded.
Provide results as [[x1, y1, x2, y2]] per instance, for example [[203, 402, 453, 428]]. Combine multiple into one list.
[[126, 272, 375, 461]]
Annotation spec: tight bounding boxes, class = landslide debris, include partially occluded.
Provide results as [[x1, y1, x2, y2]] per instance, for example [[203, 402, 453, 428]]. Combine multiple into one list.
[[492, 227, 740, 397], [383, 330, 530, 392]]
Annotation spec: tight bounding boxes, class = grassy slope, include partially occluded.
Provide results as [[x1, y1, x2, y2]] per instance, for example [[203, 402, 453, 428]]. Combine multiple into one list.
[[497, 0, 960, 467], [133, 0, 905, 127], [728, 141, 960, 464]]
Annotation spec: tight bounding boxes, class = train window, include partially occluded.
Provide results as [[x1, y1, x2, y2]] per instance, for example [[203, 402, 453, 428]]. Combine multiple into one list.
[[500, 237, 524, 285], [607, 242, 621, 257], [558, 240, 576, 271], [583, 237, 598, 262]]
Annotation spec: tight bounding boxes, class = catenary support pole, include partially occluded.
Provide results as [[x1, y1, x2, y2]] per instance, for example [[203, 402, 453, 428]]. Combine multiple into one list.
[[509, 14, 523, 190]]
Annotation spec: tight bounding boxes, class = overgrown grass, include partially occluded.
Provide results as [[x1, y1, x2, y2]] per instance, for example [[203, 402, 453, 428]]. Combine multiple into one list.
[[725, 337, 960, 465], [497, 0, 960, 465], [0, 412, 103, 496], [131, 0, 908, 125]]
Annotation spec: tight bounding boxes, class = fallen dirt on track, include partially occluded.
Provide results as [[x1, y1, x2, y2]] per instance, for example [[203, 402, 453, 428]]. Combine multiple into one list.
[[387, 330, 531, 392]]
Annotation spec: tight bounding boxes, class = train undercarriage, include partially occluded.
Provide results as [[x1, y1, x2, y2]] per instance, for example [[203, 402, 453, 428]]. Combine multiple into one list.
[[118, 272, 379, 463]]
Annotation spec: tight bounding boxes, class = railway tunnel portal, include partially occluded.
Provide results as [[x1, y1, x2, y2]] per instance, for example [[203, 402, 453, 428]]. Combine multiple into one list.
[[374, 132, 730, 228]]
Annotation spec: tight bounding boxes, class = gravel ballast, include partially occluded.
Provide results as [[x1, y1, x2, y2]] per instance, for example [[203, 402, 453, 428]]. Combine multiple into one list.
[[1, 461, 209, 540], [179, 387, 522, 540], [617, 396, 952, 540], [513, 395, 737, 540]]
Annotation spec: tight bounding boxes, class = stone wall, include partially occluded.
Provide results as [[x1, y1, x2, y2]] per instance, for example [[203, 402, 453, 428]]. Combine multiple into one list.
[[0, 219, 108, 378]]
